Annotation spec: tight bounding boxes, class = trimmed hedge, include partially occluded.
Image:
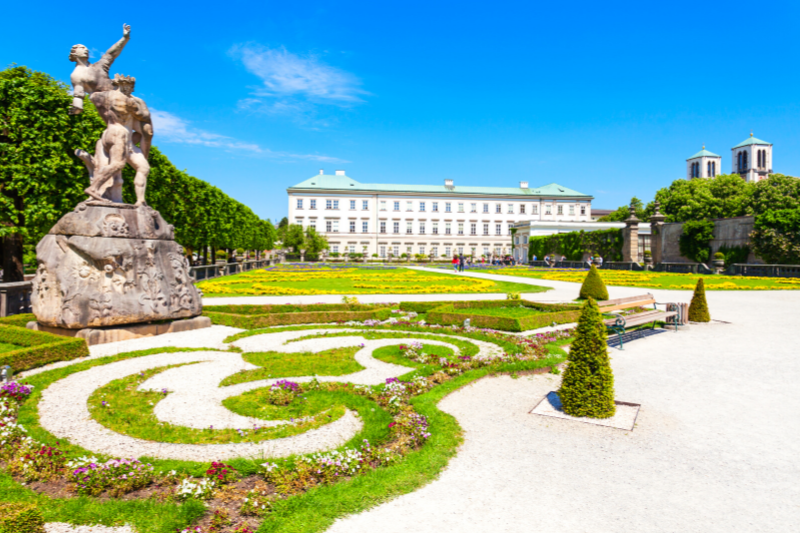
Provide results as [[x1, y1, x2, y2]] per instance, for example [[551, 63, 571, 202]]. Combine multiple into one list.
[[579, 265, 609, 301], [0, 325, 89, 372], [0, 313, 36, 328], [204, 304, 394, 329], [528, 228, 623, 262], [688, 279, 710, 322], [398, 301, 460, 313], [0, 502, 45, 533], [425, 300, 581, 332]]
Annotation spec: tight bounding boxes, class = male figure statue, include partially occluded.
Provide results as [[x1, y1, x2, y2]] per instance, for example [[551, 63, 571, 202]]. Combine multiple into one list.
[[68, 24, 131, 115], [81, 74, 152, 206]]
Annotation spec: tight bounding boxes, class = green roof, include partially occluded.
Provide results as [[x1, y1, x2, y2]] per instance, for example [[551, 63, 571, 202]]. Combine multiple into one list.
[[687, 148, 721, 160], [732, 135, 771, 148], [287, 174, 591, 199]]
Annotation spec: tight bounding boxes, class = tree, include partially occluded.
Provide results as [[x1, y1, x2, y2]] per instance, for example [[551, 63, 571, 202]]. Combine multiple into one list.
[[304, 227, 328, 255], [653, 174, 752, 223], [749, 174, 800, 264], [598, 196, 648, 222], [688, 279, 710, 322], [282, 224, 306, 252], [579, 265, 609, 301], [678, 220, 715, 263], [558, 298, 616, 418]]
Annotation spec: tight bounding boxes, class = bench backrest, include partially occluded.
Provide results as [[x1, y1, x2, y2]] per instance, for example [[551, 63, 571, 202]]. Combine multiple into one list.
[[597, 293, 655, 313]]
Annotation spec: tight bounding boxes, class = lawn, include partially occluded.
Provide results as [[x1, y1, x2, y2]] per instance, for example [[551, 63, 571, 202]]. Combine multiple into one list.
[[468, 266, 800, 290], [451, 305, 545, 319], [197, 266, 546, 297]]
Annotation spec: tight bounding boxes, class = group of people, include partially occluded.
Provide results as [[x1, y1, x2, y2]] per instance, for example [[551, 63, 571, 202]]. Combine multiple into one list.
[[532, 254, 603, 267], [451, 254, 517, 271]]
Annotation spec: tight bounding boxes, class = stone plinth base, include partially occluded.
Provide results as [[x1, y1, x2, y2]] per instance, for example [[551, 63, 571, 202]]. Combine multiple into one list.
[[27, 316, 211, 346]]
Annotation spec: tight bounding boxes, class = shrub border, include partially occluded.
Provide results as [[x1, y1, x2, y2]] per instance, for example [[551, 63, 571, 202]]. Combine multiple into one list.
[[204, 304, 393, 329], [0, 324, 89, 373], [425, 300, 582, 332]]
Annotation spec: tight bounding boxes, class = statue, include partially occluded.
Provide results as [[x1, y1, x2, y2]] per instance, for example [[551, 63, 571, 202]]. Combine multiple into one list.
[[29, 24, 204, 341], [69, 24, 153, 206]]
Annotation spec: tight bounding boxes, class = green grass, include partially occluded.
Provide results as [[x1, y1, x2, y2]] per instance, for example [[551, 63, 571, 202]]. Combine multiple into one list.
[[439, 305, 544, 319], [221, 346, 364, 386], [0, 341, 21, 354], [371, 344, 454, 369], [198, 266, 547, 297], [282, 330, 479, 359]]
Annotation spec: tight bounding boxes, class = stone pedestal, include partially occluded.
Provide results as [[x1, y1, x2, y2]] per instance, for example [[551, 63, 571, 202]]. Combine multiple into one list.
[[28, 315, 211, 346], [31, 203, 203, 329]]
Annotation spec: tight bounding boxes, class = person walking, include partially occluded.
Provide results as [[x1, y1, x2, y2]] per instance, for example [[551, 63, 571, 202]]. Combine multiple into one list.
[[452, 255, 459, 272], [458, 254, 465, 272]]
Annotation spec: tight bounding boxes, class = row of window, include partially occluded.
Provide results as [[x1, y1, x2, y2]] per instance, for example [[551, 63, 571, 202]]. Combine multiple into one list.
[[690, 161, 717, 178], [329, 245, 508, 257], [295, 198, 587, 216], [297, 219, 512, 236]]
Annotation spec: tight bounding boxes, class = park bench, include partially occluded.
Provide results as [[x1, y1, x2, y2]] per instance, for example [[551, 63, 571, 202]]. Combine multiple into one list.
[[597, 294, 681, 349]]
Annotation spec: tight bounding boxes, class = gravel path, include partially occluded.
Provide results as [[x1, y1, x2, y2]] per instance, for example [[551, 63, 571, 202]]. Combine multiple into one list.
[[325, 289, 800, 532], [45, 525, 134, 533]]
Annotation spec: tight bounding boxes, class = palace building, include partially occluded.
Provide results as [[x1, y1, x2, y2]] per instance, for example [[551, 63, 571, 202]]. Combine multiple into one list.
[[687, 133, 773, 182], [286, 171, 593, 258]]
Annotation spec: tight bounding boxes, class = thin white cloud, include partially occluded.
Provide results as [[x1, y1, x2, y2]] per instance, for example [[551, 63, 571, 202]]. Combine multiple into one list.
[[231, 44, 367, 105], [150, 109, 347, 163]]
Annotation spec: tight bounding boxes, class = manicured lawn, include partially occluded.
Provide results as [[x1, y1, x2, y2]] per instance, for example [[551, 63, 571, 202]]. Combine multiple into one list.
[[450, 305, 544, 318], [197, 266, 546, 297], [472, 266, 800, 290], [371, 344, 455, 369], [221, 346, 364, 386]]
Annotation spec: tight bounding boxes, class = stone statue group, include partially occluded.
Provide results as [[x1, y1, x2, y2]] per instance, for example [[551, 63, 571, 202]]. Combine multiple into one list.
[[69, 24, 151, 206]]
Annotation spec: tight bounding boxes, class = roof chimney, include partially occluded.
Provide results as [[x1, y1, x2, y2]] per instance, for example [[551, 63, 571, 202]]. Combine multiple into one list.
[[319, 169, 324, 175], [335, 170, 346, 176], [520, 181, 529, 189], [444, 179, 454, 188]]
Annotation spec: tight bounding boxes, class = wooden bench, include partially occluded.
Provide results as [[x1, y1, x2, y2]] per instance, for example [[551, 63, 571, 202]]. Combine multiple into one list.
[[597, 294, 681, 349]]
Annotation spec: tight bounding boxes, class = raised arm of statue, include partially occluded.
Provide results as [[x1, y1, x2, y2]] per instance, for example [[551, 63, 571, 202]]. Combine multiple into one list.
[[97, 24, 131, 76]]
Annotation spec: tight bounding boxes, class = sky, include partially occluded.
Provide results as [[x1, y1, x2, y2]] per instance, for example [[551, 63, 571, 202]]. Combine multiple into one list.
[[3, 0, 800, 220]]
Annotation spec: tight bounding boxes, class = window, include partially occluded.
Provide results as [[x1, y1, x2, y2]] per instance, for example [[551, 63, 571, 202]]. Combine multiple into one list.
[[406, 222, 413, 234], [458, 246, 463, 255], [420, 202, 426, 212], [432, 246, 438, 256], [445, 222, 452, 235], [296, 199, 303, 209], [432, 202, 439, 212], [380, 201, 386, 211], [326, 199, 333, 210], [350, 200, 356, 210], [445, 202, 452, 213], [363, 200, 369, 210], [483, 246, 489, 257], [580, 205, 586, 215], [406, 201, 413, 211], [495, 204, 501, 214], [419, 222, 426, 234], [458, 203, 464, 213], [545, 205, 552, 215], [445, 246, 451, 257], [309, 219, 316, 229], [532, 204, 538, 215], [483, 203, 489, 213], [495, 224, 502, 235], [326, 220, 332, 232], [458, 223, 464, 235], [470, 203, 477, 213], [393, 245, 399, 256], [419, 246, 425, 255], [507, 204, 514, 214], [483, 223, 489, 235], [433, 222, 439, 234], [569, 205, 575, 215], [349, 221, 356, 233], [393, 222, 400, 234], [380, 221, 386, 233], [333, 200, 339, 210], [470, 223, 477, 235], [711, 161, 716, 176], [295, 218, 303, 226], [520, 204, 525, 214], [557, 205, 563, 215], [379, 246, 386, 257], [333, 220, 339, 232], [349, 245, 356, 254], [394, 201, 400, 211], [362, 221, 369, 233], [310, 199, 316, 209], [332, 245, 339, 253]]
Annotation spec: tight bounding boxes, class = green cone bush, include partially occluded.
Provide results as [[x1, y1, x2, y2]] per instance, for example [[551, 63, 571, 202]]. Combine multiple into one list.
[[579, 265, 609, 301], [558, 298, 616, 418], [688, 278, 711, 322], [0, 502, 44, 533]]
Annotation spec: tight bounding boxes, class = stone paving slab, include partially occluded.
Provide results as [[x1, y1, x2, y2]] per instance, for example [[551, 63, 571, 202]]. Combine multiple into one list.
[[530, 391, 640, 431]]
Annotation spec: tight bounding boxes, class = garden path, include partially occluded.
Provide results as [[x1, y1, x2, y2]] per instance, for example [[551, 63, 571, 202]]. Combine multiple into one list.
[[325, 289, 800, 532]]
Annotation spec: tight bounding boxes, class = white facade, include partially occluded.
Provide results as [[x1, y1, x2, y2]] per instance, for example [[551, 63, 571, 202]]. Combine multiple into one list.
[[287, 172, 593, 259], [686, 147, 722, 180], [731, 134, 772, 183]]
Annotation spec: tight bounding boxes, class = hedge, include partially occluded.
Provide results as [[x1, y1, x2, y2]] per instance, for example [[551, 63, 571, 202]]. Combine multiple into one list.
[[528, 228, 623, 262], [0, 313, 36, 328], [205, 303, 386, 315], [425, 300, 582, 333], [0, 325, 90, 372], [0, 502, 44, 533], [204, 305, 394, 329]]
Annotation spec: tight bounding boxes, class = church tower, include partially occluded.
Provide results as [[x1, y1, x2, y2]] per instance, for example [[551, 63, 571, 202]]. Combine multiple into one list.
[[731, 133, 772, 182], [686, 146, 722, 179]]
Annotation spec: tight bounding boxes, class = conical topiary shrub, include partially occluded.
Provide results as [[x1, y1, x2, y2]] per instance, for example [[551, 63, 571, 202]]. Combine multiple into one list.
[[558, 298, 616, 418], [688, 278, 710, 322], [579, 265, 609, 301]]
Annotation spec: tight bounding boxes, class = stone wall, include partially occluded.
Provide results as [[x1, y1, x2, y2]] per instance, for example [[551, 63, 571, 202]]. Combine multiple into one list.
[[658, 216, 761, 264]]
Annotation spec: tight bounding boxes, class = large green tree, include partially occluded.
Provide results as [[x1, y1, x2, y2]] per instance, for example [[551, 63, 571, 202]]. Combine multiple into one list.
[[749, 174, 800, 263], [653, 174, 753, 222]]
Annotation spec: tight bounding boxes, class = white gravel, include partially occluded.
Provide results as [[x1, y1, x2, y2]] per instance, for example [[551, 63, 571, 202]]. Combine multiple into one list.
[[45, 525, 134, 533]]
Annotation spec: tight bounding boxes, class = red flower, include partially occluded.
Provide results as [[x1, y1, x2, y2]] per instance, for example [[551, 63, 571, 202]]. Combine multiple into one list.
[[388, 422, 396, 428]]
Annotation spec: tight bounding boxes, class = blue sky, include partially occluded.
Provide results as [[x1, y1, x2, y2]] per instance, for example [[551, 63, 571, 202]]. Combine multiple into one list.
[[4, 0, 800, 220]]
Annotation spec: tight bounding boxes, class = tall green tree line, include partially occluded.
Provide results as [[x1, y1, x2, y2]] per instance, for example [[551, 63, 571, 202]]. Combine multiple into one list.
[[0, 65, 276, 281]]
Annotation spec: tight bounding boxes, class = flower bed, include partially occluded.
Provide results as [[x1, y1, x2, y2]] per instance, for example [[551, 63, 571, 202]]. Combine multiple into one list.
[[0, 324, 89, 372]]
